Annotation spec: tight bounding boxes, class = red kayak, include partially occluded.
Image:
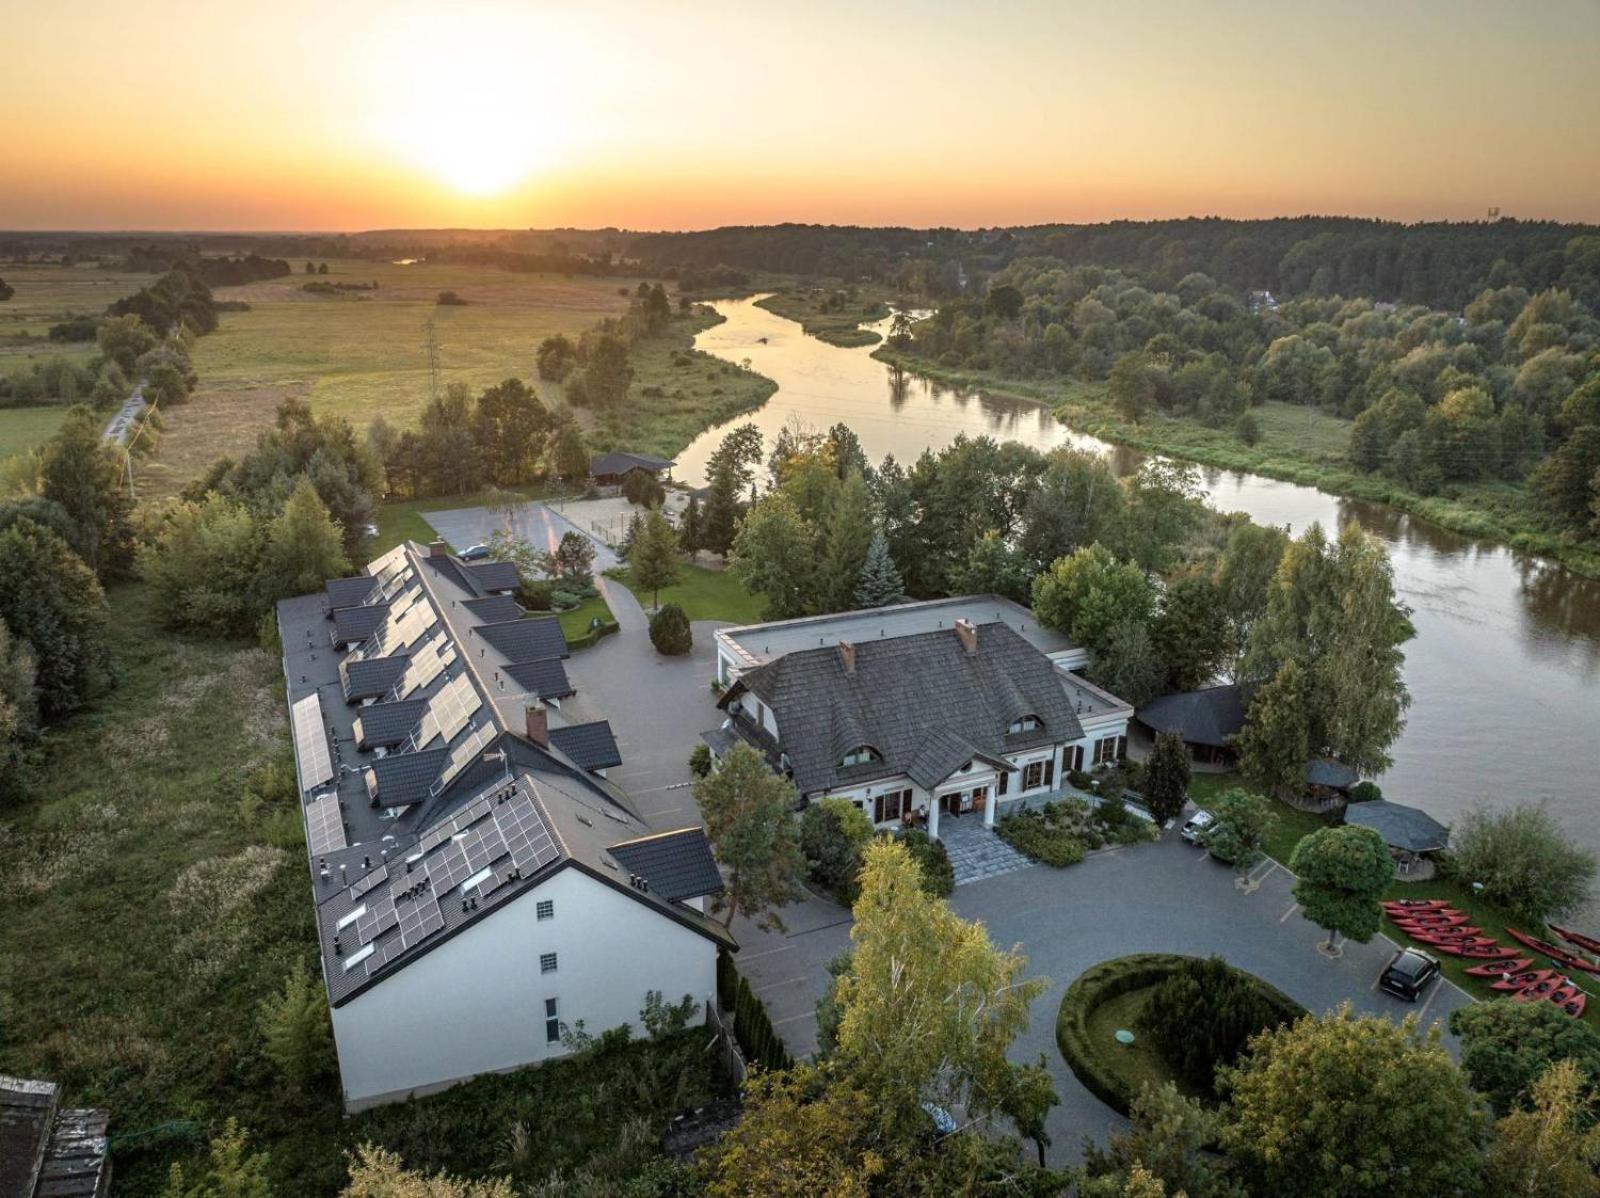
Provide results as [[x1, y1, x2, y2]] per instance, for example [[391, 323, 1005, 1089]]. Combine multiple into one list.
[[1412, 933, 1496, 948], [1548, 982, 1582, 1006], [1550, 924, 1600, 957], [1557, 993, 1588, 1018], [1466, 958, 1533, 976], [1505, 928, 1600, 975], [1452, 944, 1522, 959], [1491, 969, 1556, 992], [1393, 914, 1470, 929], [1513, 976, 1570, 1002], [1384, 899, 1450, 912], [1399, 925, 1482, 938]]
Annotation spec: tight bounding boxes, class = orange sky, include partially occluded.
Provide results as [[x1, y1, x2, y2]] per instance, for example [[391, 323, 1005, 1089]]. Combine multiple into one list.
[[3, 0, 1597, 231]]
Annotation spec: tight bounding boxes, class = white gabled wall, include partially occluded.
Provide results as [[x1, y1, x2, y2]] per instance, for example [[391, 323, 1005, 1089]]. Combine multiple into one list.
[[330, 866, 718, 1111]]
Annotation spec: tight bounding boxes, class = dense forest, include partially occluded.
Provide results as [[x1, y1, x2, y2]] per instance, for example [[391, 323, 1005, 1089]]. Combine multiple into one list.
[[895, 256, 1600, 548]]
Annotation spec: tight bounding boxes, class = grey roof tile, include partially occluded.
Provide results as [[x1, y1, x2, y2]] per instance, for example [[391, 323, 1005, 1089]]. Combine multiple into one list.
[[464, 561, 519, 593], [366, 748, 449, 808], [341, 656, 407, 702], [353, 698, 431, 751], [326, 575, 379, 611], [723, 622, 1083, 794], [474, 618, 568, 663], [609, 828, 723, 902], [333, 603, 389, 644], [590, 451, 673, 476], [548, 721, 622, 772], [1136, 684, 1247, 749], [462, 594, 524, 623], [503, 658, 574, 699]]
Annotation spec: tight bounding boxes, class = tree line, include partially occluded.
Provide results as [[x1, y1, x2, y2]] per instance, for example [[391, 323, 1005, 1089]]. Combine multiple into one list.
[[898, 260, 1600, 550]]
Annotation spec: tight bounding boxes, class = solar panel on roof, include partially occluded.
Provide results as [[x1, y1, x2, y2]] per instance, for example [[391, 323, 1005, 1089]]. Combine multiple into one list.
[[430, 724, 497, 797], [291, 693, 335, 791], [349, 863, 388, 901], [355, 893, 398, 945], [498, 794, 559, 873], [396, 891, 445, 948], [305, 792, 348, 856]]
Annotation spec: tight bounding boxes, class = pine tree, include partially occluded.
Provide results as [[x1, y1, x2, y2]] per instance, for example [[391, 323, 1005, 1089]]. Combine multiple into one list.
[[679, 495, 703, 553], [852, 530, 905, 608], [819, 474, 874, 613], [258, 960, 333, 1091], [1142, 732, 1191, 823], [629, 507, 681, 610]]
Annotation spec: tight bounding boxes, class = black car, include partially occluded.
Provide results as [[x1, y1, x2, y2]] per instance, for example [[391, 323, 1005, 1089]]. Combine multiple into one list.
[[1379, 947, 1440, 1001]]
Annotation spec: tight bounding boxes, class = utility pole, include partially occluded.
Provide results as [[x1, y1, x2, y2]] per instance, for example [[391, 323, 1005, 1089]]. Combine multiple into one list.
[[423, 319, 442, 404]]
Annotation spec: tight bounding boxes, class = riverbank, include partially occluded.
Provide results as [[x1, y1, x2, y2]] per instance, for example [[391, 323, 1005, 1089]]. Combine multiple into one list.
[[873, 346, 1600, 580], [570, 304, 778, 461], [754, 286, 896, 347]]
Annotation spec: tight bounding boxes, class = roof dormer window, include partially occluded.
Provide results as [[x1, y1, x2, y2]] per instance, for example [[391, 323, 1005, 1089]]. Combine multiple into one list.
[[839, 745, 882, 768], [1008, 715, 1042, 734]]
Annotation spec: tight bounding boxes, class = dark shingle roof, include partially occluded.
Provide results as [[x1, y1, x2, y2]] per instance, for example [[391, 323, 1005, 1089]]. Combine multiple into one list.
[[1136, 684, 1246, 748], [464, 561, 520, 593], [333, 603, 389, 645], [590, 451, 674, 476], [341, 656, 408, 702], [1345, 800, 1449, 852], [609, 828, 723, 902], [366, 748, 449, 808], [548, 721, 622, 772], [463, 595, 524, 623], [724, 623, 1082, 794], [325, 575, 379, 611], [1306, 758, 1360, 790], [474, 618, 569, 663], [353, 698, 431, 751], [503, 658, 574, 700]]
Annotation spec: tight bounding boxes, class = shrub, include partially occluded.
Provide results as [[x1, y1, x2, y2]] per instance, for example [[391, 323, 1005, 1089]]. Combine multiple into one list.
[[258, 960, 334, 1091], [550, 588, 584, 610], [998, 809, 1087, 867], [1450, 999, 1600, 1117], [800, 799, 871, 903], [1067, 768, 1093, 790], [1143, 731, 1191, 823], [900, 829, 954, 897], [648, 603, 692, 655], [1347, 780, 1383, 803], [1451, 802, 1597, 921], [688, 743, 713, 778], [1235, 410, 1262, 446], [518, 579, 552, 610], [1136, 956, 1298, 1093], [1057, 954, 1306, 1115]]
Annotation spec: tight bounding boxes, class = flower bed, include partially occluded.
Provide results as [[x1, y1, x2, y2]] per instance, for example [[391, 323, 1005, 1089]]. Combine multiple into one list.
[[996, 797, 1152, 866]]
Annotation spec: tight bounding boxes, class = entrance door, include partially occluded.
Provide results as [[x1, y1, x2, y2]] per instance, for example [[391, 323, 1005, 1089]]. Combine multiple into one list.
[[971, 786, 989, 817]]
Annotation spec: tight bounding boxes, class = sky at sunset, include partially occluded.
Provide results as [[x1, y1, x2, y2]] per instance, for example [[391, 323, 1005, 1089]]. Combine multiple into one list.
[[4, 0, 1597, 231]]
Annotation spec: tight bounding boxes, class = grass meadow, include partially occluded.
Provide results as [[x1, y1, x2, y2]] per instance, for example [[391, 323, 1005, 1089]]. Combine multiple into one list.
[[0, 404, 72, 460], [141, 260, 641, 495]]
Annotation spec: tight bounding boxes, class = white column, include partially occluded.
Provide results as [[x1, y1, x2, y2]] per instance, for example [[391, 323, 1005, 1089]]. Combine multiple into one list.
[[928, 794, 941, 841], [984, 787, 997, 828]]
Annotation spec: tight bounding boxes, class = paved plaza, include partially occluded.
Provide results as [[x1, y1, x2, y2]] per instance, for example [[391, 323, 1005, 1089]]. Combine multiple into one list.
[[941, 816, 1035, 885]]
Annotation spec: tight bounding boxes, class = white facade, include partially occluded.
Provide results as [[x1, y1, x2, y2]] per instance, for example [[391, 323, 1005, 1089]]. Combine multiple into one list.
[[329, 865, 718, 1111]]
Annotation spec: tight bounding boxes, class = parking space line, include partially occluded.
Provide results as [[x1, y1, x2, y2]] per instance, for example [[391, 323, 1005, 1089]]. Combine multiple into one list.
[[1418, 979, 1441, 1024], [754, 975, 811, 994], [772, 1011, 816, 1027], [737, 944, 795, 963], [1279, 902, 1300, 923]]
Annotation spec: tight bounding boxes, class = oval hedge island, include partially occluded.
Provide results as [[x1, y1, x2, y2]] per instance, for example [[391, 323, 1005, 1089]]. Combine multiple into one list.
[[1056, 953, 1308, 1115]]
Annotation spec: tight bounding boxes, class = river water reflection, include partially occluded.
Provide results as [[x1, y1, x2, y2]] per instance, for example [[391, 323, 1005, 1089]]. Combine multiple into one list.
[[680, 297, 1599, 888]]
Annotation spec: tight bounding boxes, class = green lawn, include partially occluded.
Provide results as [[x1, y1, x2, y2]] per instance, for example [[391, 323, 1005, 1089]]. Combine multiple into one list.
[[1082, 985, 1188, 1099], [555, 594, 615, 643], [611, 562, 765, 624], [0, 404, 71, 459]]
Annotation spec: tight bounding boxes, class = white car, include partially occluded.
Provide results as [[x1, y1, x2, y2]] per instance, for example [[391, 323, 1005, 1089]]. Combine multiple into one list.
[[1180, 809, 1215, 844]]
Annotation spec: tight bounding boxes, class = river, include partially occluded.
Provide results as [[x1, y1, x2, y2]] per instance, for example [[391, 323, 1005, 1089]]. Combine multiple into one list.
[[678, 295, 1600, 886]]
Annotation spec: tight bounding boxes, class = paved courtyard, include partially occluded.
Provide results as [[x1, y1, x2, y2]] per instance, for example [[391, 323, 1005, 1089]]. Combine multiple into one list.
[[738, 826, 1475, 1166], [422, 502, 620, 571], [941, 816, 1034, 885]]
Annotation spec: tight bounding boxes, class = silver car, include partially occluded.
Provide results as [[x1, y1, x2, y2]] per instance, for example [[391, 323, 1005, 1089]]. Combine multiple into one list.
[[1180, 809, 1215, 844]]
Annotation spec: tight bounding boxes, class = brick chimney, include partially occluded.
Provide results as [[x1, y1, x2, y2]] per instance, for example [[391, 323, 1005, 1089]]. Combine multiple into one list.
[[428, 540, 448, 557], [524, 700, 549, 747], [836, 640, 856, 675], [954, 618, 978, 656]]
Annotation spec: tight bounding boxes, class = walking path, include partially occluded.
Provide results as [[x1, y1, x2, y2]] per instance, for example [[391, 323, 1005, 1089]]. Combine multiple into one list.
[[102, 382, 146, 446], [941, 817, 1034, 885]]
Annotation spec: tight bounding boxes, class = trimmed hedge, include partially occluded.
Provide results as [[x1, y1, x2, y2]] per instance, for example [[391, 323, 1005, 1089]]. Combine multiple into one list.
[[1056, 954, 1306, 1116], [565, 619, 621, 650], [718, 950, 792, 1073]]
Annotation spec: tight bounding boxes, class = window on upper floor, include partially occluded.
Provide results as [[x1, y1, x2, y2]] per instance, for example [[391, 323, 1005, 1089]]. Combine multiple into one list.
[[545, 997, 561, 1043], [536, 899, 554, 921], [1008, 715, 1042, 734], [540, 952, 558, 974], [839, 745, 883, 768]]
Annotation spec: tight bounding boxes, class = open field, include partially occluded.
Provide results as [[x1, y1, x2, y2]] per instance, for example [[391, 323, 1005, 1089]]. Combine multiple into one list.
[[140, 260, 641, 495], [0, 404, 71, 459], [0, 260, 148, 382]]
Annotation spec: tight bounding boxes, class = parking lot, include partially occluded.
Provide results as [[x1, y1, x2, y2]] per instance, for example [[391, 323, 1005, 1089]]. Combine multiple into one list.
[[737, 827, 1473, 1164]]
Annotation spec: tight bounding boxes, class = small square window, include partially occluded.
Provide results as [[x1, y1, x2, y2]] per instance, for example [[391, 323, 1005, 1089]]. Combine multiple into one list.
[[536, 900, 554, 921], [540, 952, 558, 974]]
